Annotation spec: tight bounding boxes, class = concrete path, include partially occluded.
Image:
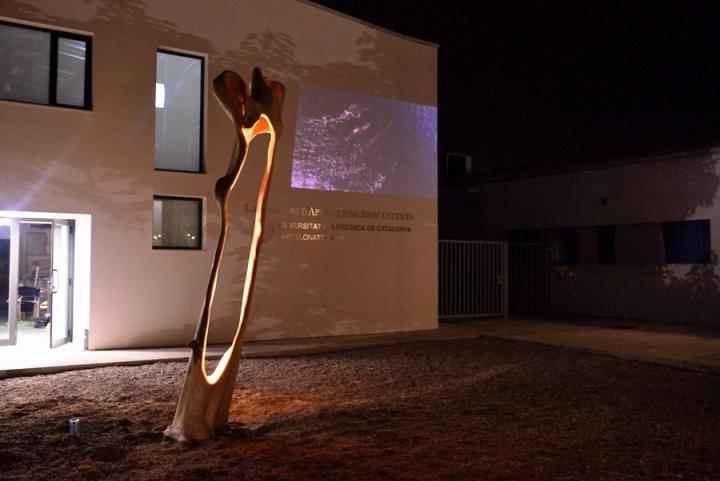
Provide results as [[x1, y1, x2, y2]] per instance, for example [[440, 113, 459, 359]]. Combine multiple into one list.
[[2, 317, 720, 379], [0, 324, 489, 379], [469, 317, 720, 373]]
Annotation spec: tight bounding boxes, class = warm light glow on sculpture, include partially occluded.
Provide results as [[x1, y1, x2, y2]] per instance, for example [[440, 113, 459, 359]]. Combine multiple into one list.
[[164, 67, 285, 442]]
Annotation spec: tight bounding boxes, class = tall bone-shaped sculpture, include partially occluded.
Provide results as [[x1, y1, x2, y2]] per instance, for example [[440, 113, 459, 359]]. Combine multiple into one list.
[[165, 68, 285, 442]]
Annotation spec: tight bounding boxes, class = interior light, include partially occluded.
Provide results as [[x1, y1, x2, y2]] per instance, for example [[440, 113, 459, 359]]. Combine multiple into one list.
[[155, 83, 165, 108], [0, 218, 11, 226]]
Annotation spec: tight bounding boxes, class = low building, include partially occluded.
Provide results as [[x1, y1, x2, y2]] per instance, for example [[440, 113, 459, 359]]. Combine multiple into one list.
[[441, 146, 720, 326]]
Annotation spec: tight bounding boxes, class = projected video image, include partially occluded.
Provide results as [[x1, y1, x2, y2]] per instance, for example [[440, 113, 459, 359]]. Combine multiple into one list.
[[290, 85, 437, 197]]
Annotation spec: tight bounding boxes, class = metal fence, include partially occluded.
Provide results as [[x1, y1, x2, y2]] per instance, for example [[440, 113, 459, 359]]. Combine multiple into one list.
[[438, 240, 507, 318], [439, 240, 546, 319]]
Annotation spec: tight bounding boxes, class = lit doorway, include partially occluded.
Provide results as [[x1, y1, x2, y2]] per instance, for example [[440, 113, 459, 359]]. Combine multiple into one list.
[[0, 217, 74, 349]]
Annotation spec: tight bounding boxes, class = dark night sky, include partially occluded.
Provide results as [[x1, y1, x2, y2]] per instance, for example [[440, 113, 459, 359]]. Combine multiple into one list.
[[312, 0, 720, 171]]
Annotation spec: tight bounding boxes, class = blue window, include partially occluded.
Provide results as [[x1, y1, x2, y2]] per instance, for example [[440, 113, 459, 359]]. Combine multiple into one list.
[[662, 220, 710, 264]]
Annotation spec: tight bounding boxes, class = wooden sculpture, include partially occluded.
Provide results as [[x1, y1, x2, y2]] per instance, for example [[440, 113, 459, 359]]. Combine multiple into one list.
[[165, 67, 284, 442]]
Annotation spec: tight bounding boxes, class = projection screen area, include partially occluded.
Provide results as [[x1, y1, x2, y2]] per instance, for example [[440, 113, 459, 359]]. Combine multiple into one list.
[[290, 85, 438, 198]]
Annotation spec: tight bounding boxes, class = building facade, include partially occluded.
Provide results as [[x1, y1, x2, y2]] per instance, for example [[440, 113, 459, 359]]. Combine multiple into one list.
[[441, 147, 720, 326], [0, 0, 439, 350]]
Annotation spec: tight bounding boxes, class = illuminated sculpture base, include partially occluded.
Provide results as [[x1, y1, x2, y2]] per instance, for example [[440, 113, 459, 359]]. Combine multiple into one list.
[[164, 68, 284, 442]]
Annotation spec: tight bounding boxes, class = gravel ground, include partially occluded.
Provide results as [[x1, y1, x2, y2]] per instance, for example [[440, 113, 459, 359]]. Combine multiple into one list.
[[1, 337, 719, 481]]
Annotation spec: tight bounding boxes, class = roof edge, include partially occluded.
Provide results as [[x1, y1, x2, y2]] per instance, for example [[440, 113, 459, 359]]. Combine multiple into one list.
[[298, 0, 439, 48], [441, 143, 720, 189]]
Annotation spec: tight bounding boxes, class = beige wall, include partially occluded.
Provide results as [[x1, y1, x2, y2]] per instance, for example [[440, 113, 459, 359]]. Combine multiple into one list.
[[0, 0, 438, 348], [441, 148, 720, 325]]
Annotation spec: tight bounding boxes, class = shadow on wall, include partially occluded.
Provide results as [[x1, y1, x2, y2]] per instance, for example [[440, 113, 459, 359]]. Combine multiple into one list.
[[9, 0, 219, 53], [551, 259, 720, 328], [5, 0, 402, 91], [216, 30, 397, 95], [548, 154, 720, 327], [23, 164, 151, 233]]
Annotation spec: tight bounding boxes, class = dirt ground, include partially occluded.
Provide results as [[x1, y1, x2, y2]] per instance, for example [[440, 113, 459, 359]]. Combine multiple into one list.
[[1, 338, 719, 481]]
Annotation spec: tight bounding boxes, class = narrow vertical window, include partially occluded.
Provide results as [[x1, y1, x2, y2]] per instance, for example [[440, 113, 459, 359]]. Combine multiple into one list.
[[596, 225, 616, 264], [155, 51, 204, 172], [56, 37, 88, 107]]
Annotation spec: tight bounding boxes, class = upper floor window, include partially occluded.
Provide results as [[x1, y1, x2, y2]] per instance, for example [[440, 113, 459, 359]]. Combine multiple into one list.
[[155, 50, 204, 172], [0, 21, 91, 109], [662, 220, 711, 264]]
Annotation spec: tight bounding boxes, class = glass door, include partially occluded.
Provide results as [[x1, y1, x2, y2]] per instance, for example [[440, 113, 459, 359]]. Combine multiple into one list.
[[50, 220, 71, 348], [0, 218, 19, 346]]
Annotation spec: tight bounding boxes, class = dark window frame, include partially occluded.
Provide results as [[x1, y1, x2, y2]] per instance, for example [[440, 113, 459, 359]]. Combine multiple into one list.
[[152, 195, 203, 251], [0, 20, 92, 110], [662, 220, 711, 264], [596, 225, 616, 265], [154, 49, 206, 174]]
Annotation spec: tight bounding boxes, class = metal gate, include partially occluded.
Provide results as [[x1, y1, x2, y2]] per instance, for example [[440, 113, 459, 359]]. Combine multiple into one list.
[[438, 240, 507, 318], [508, 243, 546, 315]]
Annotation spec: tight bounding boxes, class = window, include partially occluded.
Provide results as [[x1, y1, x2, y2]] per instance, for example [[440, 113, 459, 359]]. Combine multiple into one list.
[[155, 50, 204, 172], [0, 21, 91, 109], [153, 196, 202, 249], [558, 227, 576, 264], [596, 225, 616, 264], [662, 220, 710, 264]]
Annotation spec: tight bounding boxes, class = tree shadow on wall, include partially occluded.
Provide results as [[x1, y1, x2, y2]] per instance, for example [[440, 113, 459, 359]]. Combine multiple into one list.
[[552, 259, 720, 334], [215, 30, 398, 96], [5, 0, 401, 90], [548, 153, 720, 331]]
